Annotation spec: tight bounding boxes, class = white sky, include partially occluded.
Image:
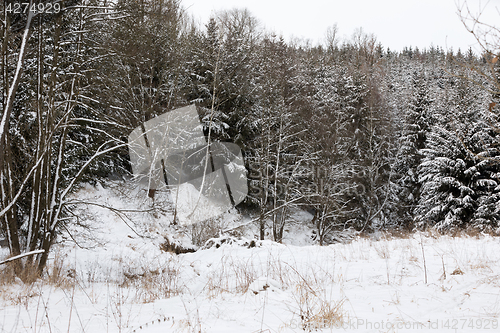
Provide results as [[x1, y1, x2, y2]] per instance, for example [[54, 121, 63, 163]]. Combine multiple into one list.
[[184, 0, 500, 52]]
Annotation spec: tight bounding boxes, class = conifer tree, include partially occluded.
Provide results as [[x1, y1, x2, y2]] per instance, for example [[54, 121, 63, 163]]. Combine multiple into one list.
[[393, 70, 433, 228]]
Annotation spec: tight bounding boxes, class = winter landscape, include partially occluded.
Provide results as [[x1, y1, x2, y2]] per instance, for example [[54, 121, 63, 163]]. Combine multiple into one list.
[[2, 0, 500, 332], [2, 183, 500, 332]]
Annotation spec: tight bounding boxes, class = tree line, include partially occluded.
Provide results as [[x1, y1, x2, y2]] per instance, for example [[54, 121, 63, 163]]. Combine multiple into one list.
[[1, 0, 500, 276]]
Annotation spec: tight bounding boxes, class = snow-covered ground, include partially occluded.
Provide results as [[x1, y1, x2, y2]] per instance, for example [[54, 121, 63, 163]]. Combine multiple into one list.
[[1, 182, 500, 332]]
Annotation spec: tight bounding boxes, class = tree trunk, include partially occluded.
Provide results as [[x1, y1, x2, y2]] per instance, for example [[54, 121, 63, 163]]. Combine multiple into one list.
[[0, 4, 33, 270]]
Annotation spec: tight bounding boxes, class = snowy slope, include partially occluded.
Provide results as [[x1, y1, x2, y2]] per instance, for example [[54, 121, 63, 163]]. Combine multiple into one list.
[[1, 182, 500, 332]]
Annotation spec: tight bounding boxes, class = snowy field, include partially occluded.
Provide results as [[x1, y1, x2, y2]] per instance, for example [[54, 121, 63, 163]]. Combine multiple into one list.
[[1, 183, 500, 333]]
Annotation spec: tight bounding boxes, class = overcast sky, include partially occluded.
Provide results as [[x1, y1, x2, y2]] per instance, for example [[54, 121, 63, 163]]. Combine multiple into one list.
[[184, 0, 500, 52]]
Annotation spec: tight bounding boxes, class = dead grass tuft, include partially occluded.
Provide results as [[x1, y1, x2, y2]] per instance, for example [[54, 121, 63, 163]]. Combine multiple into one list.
[[205, 255, 257, 297], [290, 279, 345, 332], [0, 262, 18, 286], [120, 257, 183, 303], [374, 242, 391, 259], [46, 253, 77, 289]]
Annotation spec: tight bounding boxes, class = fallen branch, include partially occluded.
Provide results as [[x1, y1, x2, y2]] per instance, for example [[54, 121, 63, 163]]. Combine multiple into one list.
[[0, 250, 45, 266]]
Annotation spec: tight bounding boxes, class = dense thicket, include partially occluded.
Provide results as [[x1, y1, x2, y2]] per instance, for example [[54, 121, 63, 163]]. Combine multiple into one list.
[[1, 0, 500, 275]]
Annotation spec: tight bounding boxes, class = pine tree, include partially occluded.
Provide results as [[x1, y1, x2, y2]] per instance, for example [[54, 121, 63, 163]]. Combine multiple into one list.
[[393, 70, 433, 228], [416, 118, 500, 230]]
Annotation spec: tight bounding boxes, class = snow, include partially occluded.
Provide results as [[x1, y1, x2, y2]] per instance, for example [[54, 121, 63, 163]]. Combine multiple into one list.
[[1, 183, 500, 332], [172, 182, 228, 225]]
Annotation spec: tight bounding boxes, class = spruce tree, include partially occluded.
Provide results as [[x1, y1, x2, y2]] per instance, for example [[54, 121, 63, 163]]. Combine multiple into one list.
[[394, 70, 433, 228]]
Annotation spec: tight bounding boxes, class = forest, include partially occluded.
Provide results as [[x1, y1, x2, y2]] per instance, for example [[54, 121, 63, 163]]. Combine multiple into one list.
[[2, 0, 500, 276]]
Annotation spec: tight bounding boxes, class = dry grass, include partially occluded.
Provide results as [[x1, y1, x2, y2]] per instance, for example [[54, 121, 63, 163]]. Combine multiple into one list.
[[288, 278, 345, 332], [0, 259, 42, 286], [266, 252, 294, 288], [376, 228, 414, 240], [120, 257, 183, 303], [0, 281, 40, 307], [450, 225, 500, 238], [0, 250, 77, 305], [190, 216, 227, 247], [374, 241, 391, 259], [205, 254, 258, 297], [3, 229, 500, 332], [46, 253, 77, 289], [0, 261, 18, 286]]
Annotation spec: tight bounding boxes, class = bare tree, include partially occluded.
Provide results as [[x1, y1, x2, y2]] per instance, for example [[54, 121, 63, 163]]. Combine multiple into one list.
[[457, 1, 500, 96], [325, 24, 339, 53], [0, 1, 128, 277], [0, 1, 35, 272]]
